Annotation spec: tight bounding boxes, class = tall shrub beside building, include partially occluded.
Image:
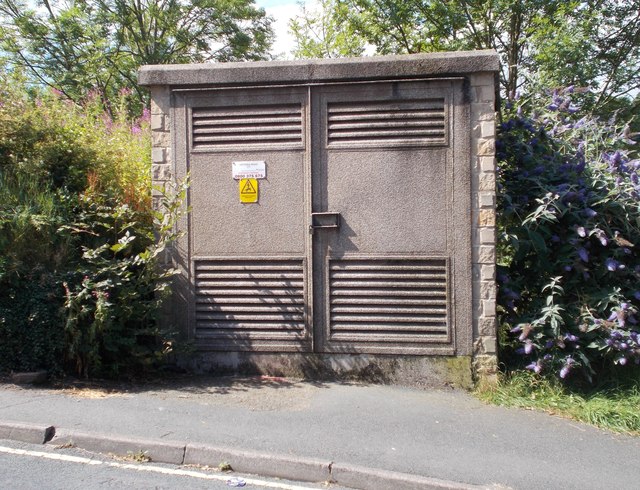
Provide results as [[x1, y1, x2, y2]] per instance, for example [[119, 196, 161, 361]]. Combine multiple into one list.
[[0, 79, 184, 378], [497, 88, 640, 382]]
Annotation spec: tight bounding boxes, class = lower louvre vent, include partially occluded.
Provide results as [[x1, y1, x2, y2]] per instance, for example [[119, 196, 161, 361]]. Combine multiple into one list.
[[328, 258, 450, 344], [194, 259, 307, 349]]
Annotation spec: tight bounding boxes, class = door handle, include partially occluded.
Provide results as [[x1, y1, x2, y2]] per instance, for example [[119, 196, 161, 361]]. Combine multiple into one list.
[[310, 212, 341, 232]]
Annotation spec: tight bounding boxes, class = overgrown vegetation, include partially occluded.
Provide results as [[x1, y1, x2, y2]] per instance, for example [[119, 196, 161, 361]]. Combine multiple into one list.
[[0, 76, 186, 378], [497, 89, 639, 383], [477, 370, 640, 435]]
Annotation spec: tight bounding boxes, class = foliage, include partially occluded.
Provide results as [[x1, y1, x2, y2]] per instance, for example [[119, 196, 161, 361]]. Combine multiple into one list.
[[0, 181, 67, 373], [289, 0, 640, 117], [289, 0, 366, 59], [62, 181, 187, 378], [0, 77, 151, 203], [0, 76, 186, 378], [496, 87, 640, 382], [477, 370, 640, 435], [0, 0, 274, 113]]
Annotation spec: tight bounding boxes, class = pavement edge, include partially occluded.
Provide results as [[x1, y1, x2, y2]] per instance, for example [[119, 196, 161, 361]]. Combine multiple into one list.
[[0, 421, 55, 445], [1, 422, 490, 489]]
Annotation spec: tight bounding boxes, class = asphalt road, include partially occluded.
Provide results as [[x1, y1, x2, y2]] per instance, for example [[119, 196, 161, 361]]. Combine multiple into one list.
[[0, 439, 349, 490]]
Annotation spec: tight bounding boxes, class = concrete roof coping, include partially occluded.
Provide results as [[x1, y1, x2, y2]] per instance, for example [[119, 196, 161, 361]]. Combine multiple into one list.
[[138, 50, 499, 87]]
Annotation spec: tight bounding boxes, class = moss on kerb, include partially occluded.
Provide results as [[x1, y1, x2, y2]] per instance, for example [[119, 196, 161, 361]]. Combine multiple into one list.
[[445, 357, 473, 389]]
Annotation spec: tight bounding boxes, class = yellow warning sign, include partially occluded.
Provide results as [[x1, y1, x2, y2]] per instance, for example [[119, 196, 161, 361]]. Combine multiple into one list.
[[239, 178, 258, 203]]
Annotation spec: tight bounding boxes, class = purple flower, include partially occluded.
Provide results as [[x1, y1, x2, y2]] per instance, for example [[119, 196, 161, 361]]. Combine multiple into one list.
[[141, 107, 151, 123], [595, 230, 608, 246], [576, 227, 587, 237], [605, 258, 619, 271], [559, 357, 576, 379], [612, 151, 623, 165], [564, 334, 579, 343], [526, 361, 543, 374], [584, 208, 597, 218], [524, 340, 534, 355], [578, 248, 589, 262], [634, 291, 640, 301]]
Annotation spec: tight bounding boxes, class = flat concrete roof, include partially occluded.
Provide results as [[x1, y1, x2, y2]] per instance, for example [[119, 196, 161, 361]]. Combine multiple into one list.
[[138, 50, 499, 87]]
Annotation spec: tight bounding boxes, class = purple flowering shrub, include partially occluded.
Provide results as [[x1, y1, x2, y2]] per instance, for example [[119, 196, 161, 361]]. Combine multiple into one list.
[[497, 88, 640, 382]]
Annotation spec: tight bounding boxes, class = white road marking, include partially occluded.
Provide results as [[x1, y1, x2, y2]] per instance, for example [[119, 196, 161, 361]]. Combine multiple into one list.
[[0, 445, 322, 490]]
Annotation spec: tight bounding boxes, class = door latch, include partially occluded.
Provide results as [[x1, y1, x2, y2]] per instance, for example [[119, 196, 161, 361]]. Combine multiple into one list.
[[310, 212, 341, 232]]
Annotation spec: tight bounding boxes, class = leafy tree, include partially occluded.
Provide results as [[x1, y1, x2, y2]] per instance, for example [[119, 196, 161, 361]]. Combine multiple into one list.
[[289, 0, 365, 58], [529, 0, 640, 117], [289, 0, 640, 115], [0, 0, 274, 111]]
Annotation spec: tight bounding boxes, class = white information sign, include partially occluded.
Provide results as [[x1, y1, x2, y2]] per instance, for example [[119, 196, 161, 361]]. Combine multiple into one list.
[[232, 161, 266, 180]]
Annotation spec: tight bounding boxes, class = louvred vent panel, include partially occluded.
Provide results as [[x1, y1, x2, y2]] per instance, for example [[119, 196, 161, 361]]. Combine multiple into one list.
[[194, 259, 307, 346], [329, 258, 450, 343], [192, 104, 303, 150], [327, 98, 447, 148]]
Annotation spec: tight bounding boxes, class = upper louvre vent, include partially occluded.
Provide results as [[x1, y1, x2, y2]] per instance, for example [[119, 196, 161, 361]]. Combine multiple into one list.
[[191, 104, 303, 150], [327, 98, 447, 148], [194, 259, 307, 349], [328, 258, 450, 344]]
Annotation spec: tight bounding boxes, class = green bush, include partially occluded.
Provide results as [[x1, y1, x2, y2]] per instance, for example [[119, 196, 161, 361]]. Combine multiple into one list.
[[0, 76, 185, 378], [61, 184, 186, 378]]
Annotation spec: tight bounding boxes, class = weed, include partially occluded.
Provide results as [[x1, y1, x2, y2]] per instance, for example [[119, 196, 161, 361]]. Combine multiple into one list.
[[124, 450, 151, 463]]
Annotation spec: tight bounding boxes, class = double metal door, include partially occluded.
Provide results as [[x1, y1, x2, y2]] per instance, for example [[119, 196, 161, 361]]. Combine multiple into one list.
[[177, 79, 471, 355]]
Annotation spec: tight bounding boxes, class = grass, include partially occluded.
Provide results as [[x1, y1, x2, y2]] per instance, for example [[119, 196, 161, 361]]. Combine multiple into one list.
[[476, 370, 640, 435]]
